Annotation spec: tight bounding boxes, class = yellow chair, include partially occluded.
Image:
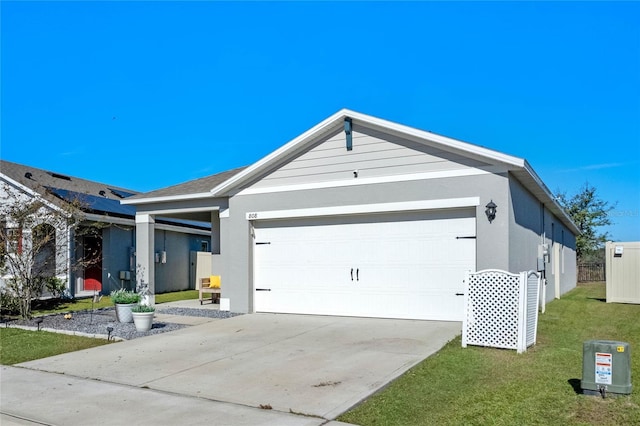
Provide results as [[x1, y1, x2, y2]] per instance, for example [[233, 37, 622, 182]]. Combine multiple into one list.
[[199, 275, 221, 305]]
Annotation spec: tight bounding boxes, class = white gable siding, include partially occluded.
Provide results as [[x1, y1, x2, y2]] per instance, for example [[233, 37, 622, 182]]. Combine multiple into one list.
[[248, 127, 492, 190]]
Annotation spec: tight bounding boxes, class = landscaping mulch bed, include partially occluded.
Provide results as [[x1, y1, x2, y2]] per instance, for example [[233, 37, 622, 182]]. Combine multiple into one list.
[[2, 307, 242, 341]]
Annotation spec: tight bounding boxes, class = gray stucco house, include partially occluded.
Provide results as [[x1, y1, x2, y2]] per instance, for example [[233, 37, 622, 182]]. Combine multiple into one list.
[[1, 160, 211, 298], [124, 109, 578, 320]]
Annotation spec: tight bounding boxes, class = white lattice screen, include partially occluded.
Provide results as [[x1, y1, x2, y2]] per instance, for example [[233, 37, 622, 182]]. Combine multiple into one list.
[[462, 269, 541, 353]]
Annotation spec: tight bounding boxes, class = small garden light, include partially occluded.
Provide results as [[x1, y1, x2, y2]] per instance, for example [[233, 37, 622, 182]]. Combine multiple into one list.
[[106, 326, 114, 341], [36, 318, 44, 331]]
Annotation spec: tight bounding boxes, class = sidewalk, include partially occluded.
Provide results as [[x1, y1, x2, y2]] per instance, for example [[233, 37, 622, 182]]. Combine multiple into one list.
[[1, 366, 354, 426]]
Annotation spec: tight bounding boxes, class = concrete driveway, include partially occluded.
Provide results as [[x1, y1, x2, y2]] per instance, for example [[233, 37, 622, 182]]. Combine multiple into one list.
[[3, 313, 459, 424]]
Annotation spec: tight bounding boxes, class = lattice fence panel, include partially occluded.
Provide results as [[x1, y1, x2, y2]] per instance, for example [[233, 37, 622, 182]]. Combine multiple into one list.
[[464, 270, 521, 350], [526, 272, 541, 347], [463, 269, 541, 353]]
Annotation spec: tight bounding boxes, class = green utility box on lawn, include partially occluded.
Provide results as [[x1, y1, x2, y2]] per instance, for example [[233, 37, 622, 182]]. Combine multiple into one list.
[[581, 340, 632, 396]]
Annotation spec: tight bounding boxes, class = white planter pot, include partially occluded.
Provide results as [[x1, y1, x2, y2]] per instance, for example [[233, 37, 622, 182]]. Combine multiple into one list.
[[132, 312, 154, 332], [115, 303, 136, 323]]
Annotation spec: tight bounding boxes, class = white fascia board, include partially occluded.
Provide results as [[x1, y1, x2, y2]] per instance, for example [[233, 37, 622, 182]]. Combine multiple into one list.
[[136, 206, 220, 216], [120, 192, 213, 205], [213, 109, 526, 197], [210, 110, 349, 197], [245, 197, 480, 221], [236, 166, 502, 196], [1, 174, 66, 214], [345, 109, 527, 168]]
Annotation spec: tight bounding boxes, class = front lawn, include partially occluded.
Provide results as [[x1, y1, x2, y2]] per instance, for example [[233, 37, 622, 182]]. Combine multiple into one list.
[[339, 282, 640, 425], [155, 289, 198, 304], [0, 328, 111, 365], [1, 289, 200, 319]]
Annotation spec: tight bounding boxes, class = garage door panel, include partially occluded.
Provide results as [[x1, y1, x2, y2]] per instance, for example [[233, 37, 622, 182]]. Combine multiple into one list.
[[253, 209, 476, 320]]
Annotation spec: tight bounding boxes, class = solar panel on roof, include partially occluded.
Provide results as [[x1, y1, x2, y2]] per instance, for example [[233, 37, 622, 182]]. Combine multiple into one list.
[[45, 187, 136, 217]]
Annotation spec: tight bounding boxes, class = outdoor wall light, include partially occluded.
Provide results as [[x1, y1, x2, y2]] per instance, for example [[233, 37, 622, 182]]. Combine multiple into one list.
[[485, 200, 497, 223]]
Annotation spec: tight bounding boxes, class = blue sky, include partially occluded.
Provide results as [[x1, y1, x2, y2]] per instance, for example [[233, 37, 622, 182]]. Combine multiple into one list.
[[2, 1, 639, 241]]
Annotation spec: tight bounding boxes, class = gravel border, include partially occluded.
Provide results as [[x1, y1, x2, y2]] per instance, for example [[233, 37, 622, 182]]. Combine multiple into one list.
[[2, 307, 242, 341]]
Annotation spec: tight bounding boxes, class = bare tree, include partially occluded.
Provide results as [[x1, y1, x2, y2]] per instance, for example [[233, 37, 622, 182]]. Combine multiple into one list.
[[0, 183, 102, 318]]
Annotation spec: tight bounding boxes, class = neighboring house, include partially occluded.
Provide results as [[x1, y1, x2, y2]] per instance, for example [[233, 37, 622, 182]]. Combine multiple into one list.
[[123, 109, 579, 320], [1, 160, 211, 297]]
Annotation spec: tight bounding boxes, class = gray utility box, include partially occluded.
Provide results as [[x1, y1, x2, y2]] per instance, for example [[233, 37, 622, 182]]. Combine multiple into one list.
[[582, 340, 632, 396]]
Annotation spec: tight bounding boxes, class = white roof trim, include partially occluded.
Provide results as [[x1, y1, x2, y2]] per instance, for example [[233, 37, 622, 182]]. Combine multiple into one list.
[[1, 173, 68, 215], [135, 206, 220, 216], [121, 191, 213, 205], [210, 109, 348, 197], [211, 109, 527, 197], [115, 108, 577, 234], [519, 161, 580, 234]]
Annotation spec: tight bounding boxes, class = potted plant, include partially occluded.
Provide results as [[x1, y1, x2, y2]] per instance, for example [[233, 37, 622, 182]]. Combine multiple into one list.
[[131, 304, 155, 332], [110, 288, 141, 323]]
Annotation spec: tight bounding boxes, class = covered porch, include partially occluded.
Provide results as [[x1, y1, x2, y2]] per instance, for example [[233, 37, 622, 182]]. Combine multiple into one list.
[[121, 169, 244, 305], [134, 203, 225, 305]]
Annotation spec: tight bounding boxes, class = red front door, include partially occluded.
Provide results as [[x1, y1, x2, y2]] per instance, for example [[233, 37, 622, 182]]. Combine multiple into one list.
[[84, 236, 102, 292]]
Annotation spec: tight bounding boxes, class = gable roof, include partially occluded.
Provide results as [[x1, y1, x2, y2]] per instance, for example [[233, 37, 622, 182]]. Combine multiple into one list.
[[122, 109, 578, 234], [210, 109, 530, 197]]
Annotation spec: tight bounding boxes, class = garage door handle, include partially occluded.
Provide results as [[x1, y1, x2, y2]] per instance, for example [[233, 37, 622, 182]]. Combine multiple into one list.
[[356, 268, 359, 281], [256, 288, 271, 292], [351, 268, 354, 281], [455, 293, 465, 296]]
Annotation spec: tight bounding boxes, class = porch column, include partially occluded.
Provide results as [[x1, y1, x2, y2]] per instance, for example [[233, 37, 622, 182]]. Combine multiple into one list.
[[135, 213, 155, 305]]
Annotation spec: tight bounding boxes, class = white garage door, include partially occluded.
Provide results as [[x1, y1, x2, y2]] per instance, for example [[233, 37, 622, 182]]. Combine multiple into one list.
[[253, 208, 476, 321]]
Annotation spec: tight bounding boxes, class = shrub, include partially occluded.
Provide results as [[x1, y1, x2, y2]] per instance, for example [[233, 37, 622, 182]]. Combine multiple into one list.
[[0, 287, 20, 315], [110, 288, 141, 304], [44, 277, 67, 299], [131, 304, 155, 313]]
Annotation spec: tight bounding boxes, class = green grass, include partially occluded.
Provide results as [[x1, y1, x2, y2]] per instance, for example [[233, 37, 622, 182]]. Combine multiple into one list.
[[0, 328, 111, 365], [20, 289, 197, 317], [155, 289, 198, 304], [339, 282, 640, 426], [0, 289, 197, 365], [31, 296, 113, 316]]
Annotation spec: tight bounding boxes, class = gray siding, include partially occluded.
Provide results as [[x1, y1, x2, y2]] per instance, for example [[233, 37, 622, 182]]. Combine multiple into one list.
[[250, 127, 492, 189]]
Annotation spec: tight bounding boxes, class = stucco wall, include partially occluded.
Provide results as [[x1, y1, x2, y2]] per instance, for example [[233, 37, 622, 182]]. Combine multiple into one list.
[[101, 225, 135, 294], [222, 172, 510, 313], [153, 229, 211, 293], [508, 176, 577, 303]]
